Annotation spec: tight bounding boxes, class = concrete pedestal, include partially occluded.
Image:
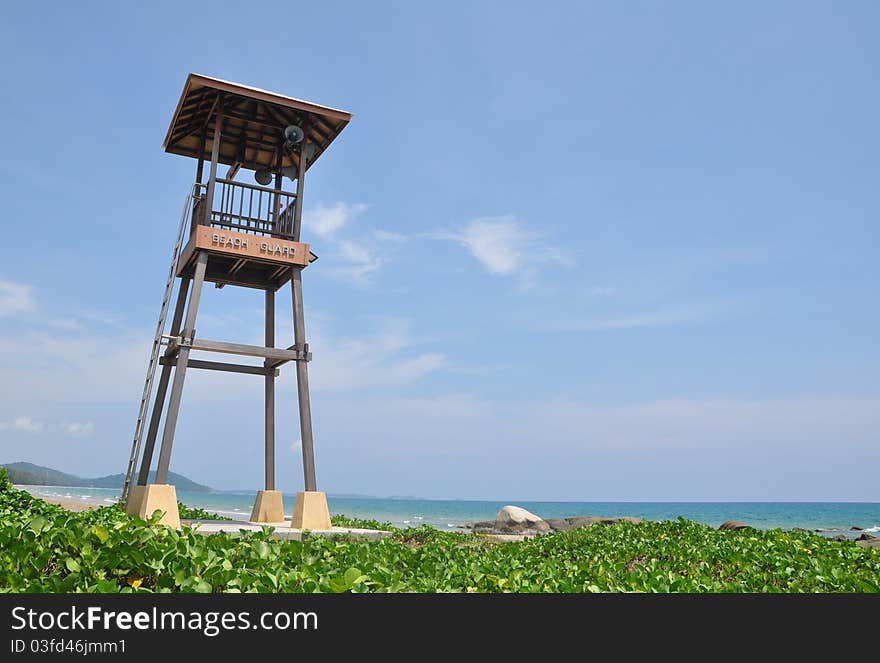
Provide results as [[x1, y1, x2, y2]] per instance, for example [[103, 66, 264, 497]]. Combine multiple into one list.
[[125, 484, 180, 529], [250, 490, 285, 523], [125, 485, 146, 516], [290, 491, 332, 530]]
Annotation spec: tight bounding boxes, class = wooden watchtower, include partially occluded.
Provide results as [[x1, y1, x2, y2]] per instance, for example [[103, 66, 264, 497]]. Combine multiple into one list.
[[121, 74, 351, 528]]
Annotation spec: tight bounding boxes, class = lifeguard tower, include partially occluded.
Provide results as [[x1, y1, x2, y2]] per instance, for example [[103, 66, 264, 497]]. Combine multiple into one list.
[[120, 74, 352, 528]]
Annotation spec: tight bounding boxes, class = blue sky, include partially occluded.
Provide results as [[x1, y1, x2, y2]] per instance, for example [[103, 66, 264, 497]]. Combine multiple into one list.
[[0, 2, 877, 500]]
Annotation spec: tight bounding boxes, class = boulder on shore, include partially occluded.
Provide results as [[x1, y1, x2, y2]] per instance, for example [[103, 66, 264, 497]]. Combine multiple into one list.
[[856, 536, 880, 550], [494, 505, 550, 534], [546, 516, 643, 532], [718, 520, 751, 531], [546, 516, 602, 531], [462, 509, 645, 536]]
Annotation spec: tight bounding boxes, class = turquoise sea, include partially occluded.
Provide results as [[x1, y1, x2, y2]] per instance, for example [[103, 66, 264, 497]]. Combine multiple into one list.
[[18, 485, 880, 538]]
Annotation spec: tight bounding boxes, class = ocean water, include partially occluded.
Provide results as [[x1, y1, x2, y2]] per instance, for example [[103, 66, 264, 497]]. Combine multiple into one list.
[[17, 485, 880, 537]]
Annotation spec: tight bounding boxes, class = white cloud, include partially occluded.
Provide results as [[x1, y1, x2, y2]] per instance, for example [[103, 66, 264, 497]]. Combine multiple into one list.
[[303, 316, 447, 392], [0, 416, 45, 432], [0, 327, 150, 404], [310, 392, 880, 499], [372, 229, 407, 243], [524, 396, 880, 456], [0, 280, 35, 317], [539, 301, 733, 333], [63, 422, 95, 438], [302, 202, 404, 286], [331, 240, 385, 283], [571, 310, 708, 331], [455, 216, 524, 275], [438, 216, 570, 282], [306, 202, 368, 239]]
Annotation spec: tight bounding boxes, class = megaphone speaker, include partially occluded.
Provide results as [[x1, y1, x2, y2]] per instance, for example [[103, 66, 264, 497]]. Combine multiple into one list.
[[283, 125, 304, 145]]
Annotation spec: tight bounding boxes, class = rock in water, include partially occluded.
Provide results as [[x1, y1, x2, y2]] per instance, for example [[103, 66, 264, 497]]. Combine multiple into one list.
[[856, 533, 877, 541], [856, 537, 880, 549], [495, 505, 550, 533], [603, 516, 643, 525], [718, 520, 751, 531], [544, 515, 644, 532], [544, 518, 571, 532], [850, 526, 863, 531]]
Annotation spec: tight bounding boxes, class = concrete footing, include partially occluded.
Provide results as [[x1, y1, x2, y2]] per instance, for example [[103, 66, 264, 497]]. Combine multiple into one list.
[[250, 490, 285, 523], [125, 484, 180, 529], [125, 485, 146, 516], [291, 491, 332, 530]]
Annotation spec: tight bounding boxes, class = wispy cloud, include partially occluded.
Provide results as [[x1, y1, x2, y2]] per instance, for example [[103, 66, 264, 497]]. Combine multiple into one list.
[[0, 416, 44, 432], [311, 392, 880, 499], [303, 202, 402, 286], [372, 229, 407, 243], [0, 417, 96, 437], [331, 239, 386, 284], [0, 280, 36, 317], [62, 422, 95, 438], [525, 396, 880, 457], [537, 300, 736, 333], [304, 315, 447, 392], [456, 216, 525, 275], [568, 309, 711, 332], [306, 202, 369, 239], [435, 216, 571, 284]]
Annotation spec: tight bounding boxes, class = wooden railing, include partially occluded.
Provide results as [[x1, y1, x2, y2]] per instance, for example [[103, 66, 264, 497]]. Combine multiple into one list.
[[193, 179, 297, 239]]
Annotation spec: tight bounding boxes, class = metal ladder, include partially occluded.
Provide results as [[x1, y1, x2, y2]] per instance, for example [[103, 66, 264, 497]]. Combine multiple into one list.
[[120, 188, 196, 503]]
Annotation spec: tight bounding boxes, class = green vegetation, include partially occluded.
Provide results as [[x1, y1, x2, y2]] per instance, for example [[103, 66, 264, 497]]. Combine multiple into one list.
[[0, 469, 877, 593], [1, 462, 212, 492], [330, 513, 394, 530], [177, 502, 231, 521]]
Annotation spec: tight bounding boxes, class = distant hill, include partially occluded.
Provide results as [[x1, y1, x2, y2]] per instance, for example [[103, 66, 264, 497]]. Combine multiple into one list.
[[1, 462, 212, 493]]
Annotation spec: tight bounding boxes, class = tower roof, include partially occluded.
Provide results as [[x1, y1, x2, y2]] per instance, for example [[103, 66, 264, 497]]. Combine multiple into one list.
[[163, 73, 352, 175]]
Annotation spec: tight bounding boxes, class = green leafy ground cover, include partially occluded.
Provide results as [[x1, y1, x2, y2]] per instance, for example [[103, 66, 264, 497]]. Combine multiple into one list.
[[0, 470, 877, 593], [177, 502, 231, 521]]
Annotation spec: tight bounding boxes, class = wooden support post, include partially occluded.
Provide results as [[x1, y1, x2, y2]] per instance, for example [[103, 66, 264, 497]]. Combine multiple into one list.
[[289, 139, 316, 491], [292, 139, 307, 241], [273, 147, 283, 234], [203, 105, 224, 227], [192, 129, 208, 232], [196, 127, 207, 184], [264, 289, 276, 491], [291, 267, 316, 491], [154, 252, 208, 485], [137, 278, 191, 486]]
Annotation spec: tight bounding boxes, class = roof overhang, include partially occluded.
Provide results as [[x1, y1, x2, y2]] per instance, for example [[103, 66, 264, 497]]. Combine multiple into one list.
[[162, 73, 352, 175]]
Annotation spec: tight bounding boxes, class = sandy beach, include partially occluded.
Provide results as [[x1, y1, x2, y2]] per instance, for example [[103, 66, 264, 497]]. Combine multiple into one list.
[[14, 485, 108, 512]]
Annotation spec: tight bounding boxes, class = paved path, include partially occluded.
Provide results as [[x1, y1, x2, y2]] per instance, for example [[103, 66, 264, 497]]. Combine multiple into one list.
[[184, 519, 392, 541]]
